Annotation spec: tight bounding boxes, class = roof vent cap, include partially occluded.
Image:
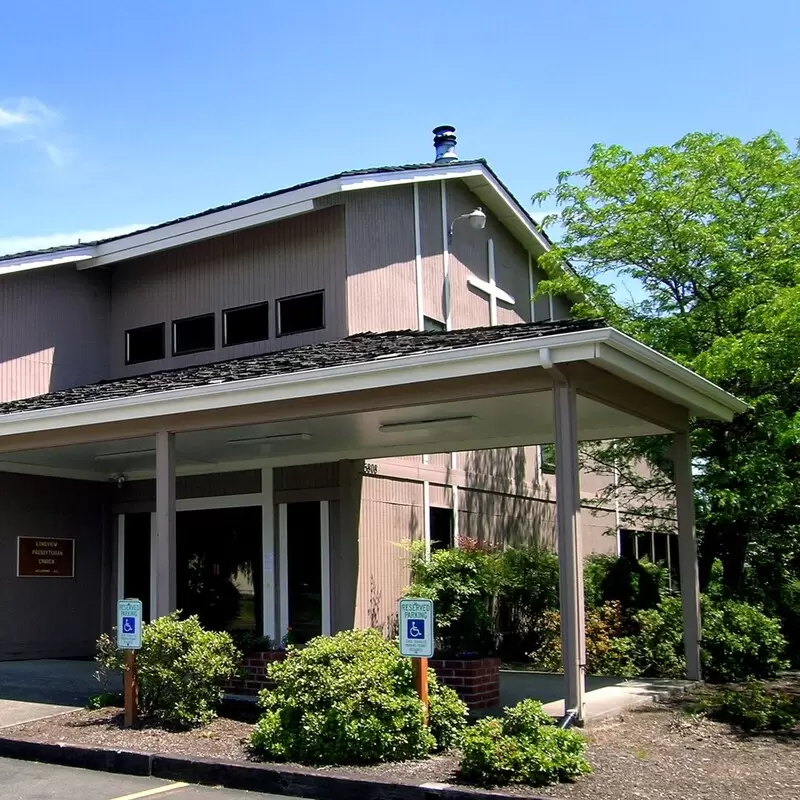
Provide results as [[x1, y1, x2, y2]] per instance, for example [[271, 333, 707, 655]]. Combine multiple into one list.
[[433, 125, 457, 162]]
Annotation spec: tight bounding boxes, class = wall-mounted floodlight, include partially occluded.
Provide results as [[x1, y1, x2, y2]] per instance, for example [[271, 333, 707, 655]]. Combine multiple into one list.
[[448, 207, 487, 243]]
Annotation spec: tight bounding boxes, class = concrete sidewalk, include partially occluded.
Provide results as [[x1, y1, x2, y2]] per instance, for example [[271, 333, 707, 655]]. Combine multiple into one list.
[[496, 670, 693, 724], [0, 659, 116, 728]]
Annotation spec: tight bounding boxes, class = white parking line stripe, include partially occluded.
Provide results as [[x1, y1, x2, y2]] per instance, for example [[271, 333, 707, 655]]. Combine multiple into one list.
[[109, 782, 189, 800]]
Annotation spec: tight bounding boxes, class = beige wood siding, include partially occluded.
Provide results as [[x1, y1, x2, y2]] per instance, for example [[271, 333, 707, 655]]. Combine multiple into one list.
[[0, 267, 110, 401], [110, 206, 347, 377], [0, 472, 110, 660], [344, 186, 418, 334], [419, 182, 446, 325], [354, 476, 422, 633]]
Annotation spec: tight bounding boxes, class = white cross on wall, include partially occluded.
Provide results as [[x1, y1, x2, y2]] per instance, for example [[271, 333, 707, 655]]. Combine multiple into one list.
[[467, 238, 516, 326]]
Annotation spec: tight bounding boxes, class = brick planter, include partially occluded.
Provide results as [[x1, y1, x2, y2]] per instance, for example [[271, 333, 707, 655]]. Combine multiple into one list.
[[430, 656, 501, 710], [223, 650, 286, 696]]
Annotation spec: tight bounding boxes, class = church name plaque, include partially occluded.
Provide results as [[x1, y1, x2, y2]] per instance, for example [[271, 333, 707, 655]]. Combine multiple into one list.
[[17, 537, 75, 578]]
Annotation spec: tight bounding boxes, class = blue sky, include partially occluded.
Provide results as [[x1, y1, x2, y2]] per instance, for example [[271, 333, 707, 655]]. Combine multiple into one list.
[[1, 0, 798, 256]]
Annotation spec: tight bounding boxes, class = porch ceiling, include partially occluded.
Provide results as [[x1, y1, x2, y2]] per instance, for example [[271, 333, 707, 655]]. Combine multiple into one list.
[[0, 390, 671, 482]]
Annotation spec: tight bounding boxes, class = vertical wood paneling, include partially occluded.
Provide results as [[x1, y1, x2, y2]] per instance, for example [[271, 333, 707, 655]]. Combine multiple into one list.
[[418, 182, 446, 325], [0, 268, 110, 401], [110, 206, 347, 377], [355, 476, 423, 633], [343, 186, 418, 334], [0, 472, 109, 659]]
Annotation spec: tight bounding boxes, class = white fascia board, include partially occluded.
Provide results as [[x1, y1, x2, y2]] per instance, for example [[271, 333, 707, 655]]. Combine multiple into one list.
[[77, 179, 342, 270], [598, 330, 748, 419], [338, 163, 485, 191], [0, 250, 93, 276]]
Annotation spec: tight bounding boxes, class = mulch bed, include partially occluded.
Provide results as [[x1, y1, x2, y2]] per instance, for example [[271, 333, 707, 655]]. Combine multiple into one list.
[[2, 684, 799, 799]]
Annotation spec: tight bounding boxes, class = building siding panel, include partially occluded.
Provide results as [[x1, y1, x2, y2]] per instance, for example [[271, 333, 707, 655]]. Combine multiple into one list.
[[344, 186, 418, 334], [0, 268, 110, 401], [0, 472, 110, 660]]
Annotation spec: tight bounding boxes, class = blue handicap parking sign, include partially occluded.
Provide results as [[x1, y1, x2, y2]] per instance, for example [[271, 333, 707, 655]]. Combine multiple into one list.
[[122, 616, 137, 635], [407, 618, 425, 640]]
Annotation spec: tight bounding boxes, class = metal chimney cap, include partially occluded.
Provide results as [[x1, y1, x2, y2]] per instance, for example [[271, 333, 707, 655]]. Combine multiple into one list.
[[433, 125, 458, 162]]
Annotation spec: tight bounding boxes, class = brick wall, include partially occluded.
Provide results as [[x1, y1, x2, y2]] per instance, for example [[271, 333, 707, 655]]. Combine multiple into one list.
[[430, 657, 501, 710], [223, 651, 287, 696]]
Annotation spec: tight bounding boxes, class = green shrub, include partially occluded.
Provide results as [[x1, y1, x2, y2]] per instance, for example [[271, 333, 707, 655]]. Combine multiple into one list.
[[229, 630, 274, 654], [598, 556, 662, 614], [701, 598, 789, 682], [87, 692, 123, 710], [407, 544, 500, 656], [583, 554, 616, 610], [248, 629, 467, 765], [95, 612, 240, 727], [458, 699, 590, 787], [631, 596, 686, 678], [702, 680, 800, 732], [496, 548, 560, 661]]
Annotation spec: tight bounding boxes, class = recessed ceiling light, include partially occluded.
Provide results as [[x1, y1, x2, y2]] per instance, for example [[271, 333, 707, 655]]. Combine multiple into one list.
[[226, 433, 312, 446], [378, 415, 477, 433]]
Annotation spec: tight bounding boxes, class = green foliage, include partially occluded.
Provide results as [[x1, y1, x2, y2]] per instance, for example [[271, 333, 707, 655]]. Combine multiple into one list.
[[228, 630, 274, 654], [631, 596, 686, 678], [592, 554, 662, 614], [95, 612, 240, 727], [534, 131, 800, 663], [248, 629, 467, 765], [458, 700, 590, 787], [702, 680, 800, 732], [496, 548, 561, 661], [407, 543, 500, 656], [86, 692, 122, 710], [701, 598, 789, 682]]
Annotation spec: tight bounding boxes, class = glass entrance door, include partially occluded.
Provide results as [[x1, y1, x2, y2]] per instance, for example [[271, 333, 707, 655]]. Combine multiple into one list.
[[280, 501, 330, 645], [176, 506, 262, 633]]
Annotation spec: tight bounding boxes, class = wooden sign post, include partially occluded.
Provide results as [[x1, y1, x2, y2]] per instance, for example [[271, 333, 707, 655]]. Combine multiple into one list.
[[117, 598, 143, 729], [399, 598, 434, 724], [123, 649, 138, 728]]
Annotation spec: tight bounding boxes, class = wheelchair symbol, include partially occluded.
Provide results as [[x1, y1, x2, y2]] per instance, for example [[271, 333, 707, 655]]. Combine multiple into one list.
[[122, 616, 136, 635], [407, 619, 425, 639]]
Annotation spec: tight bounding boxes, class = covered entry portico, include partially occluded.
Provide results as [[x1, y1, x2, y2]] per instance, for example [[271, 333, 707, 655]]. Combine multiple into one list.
[[0, 321, 745, 721]]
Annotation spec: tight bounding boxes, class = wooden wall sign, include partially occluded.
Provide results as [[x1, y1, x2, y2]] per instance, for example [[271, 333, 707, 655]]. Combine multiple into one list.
[[17, 537, 75, 578]]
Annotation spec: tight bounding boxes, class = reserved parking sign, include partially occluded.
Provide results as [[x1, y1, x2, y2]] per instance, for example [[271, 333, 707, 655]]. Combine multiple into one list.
[[399, 598, 434, 658]]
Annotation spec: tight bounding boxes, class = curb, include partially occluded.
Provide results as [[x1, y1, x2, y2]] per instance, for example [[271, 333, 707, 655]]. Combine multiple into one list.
[[0, 736, 550, 800]]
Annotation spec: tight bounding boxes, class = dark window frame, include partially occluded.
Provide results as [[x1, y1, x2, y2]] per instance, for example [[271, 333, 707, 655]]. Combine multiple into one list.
[[276, 290, 325, 337], [171, 312, 216, 357], [222, 301, 270, 348], [125, 322, 166, 366]]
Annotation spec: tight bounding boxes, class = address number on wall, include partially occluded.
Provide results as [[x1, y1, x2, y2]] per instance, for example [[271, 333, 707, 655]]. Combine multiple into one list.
[[363, 463, 379, 475]]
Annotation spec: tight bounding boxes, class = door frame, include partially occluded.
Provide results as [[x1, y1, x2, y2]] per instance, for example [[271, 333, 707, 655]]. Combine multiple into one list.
[[278, 499, 331, 643], [115, 469, 277, 636]]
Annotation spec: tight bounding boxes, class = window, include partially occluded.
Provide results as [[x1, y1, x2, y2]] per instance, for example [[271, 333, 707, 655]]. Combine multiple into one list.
[[540, 443, 556, 475], [172, 313, 215, 356], [430, 507, 454, 551], [423, 316, 446, 332], [223, 301, 269, 347], [619, 528, 679, 586], [619, 528, 640, 560], [277, 290, 324, 336], [126, 323, 165, 365]]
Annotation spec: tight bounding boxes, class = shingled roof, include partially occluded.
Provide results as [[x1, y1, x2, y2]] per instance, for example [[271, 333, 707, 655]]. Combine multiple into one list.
[[0, 319, 605, 417]]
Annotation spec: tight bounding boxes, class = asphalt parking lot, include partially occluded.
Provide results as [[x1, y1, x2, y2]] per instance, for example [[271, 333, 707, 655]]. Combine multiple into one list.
[[0, 757, 291, 800]]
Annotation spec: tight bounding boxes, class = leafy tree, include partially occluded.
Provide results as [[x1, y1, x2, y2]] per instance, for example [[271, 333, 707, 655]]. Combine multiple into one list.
[[533, 132, 800, 659]]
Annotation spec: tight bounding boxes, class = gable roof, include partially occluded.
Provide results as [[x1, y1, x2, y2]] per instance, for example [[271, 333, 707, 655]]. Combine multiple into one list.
[[0, 159, 553, 275]]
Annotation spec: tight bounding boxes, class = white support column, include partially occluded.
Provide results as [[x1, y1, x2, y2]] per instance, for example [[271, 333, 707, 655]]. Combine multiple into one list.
[[673, 430, 702, 681], [553, 381, 586, 721], [452, 484, 460, 547], [320, 500, 331, 635], [422, 480, 431, 559], [116, 514, 125, 603], [154, 431, 176, 618], [261, 467, 276, 641]]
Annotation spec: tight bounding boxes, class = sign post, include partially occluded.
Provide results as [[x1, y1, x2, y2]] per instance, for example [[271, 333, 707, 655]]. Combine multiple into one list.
[[117, 599, 143, 728], [399, 598, 434, 724]]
